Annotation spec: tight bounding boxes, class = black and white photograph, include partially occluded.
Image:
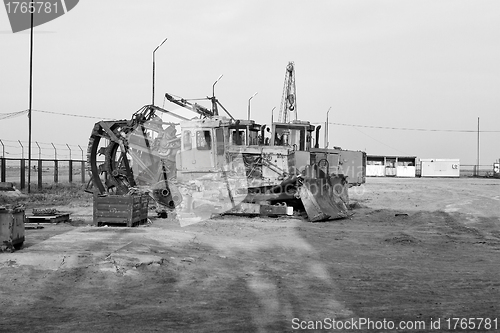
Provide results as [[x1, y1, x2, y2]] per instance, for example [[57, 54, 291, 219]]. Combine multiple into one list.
[[1, 1, 499, 332]]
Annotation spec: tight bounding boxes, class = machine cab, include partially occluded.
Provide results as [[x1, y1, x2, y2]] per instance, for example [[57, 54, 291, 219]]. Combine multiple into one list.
[[176, 117, 230, 174], [268, 120, 315, 151], [228, 119, 261, 146]]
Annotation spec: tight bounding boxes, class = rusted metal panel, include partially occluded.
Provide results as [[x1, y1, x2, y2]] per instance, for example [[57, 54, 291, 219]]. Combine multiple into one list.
[[299, 176, 349, 222], [0, 205, 25, 252]]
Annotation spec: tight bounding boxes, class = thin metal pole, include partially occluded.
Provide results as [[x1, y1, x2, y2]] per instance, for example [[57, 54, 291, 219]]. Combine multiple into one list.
[[247, 92, 257, 120], [212, 74, 223, 115], [28, 2, 34, 192], [152, 49, 155, 105], [247, 100, 250, 120], [325, 106, 331, 148], [477, 117, 480, 176], [0, 140, 4, 158], [152, 37, 168, 105]]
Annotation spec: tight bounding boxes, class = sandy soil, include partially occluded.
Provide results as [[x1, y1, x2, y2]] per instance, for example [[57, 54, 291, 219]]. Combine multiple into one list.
[[1, 177, 500, 332]]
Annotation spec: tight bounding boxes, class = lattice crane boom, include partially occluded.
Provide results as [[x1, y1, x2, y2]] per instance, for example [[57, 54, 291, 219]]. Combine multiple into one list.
[[278, 61, 297, 123]]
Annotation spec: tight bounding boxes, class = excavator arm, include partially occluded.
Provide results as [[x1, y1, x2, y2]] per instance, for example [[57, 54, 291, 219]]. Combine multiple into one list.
[[164, 93, 213, 118]]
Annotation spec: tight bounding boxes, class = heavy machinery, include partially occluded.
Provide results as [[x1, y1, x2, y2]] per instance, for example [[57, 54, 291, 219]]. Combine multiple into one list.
[[87, 108, 350, 221], [86, 63, 363, 222], [86, 102, 351, 221]]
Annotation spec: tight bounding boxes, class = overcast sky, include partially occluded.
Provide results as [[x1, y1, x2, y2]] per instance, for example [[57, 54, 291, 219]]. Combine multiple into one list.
[[1, 0, 499, 164]]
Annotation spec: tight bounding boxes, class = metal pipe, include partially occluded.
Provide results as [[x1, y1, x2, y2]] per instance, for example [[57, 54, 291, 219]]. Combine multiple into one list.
[[315, 125, 322, 149], [152, 37, 168, 105], [0, 140, 4, 158], [215, 101, 235, 121]]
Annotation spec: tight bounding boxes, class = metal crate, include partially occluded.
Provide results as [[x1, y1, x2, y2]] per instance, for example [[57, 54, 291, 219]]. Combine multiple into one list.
[[0, 206, 25, 252], [93, 194, 149, 227]]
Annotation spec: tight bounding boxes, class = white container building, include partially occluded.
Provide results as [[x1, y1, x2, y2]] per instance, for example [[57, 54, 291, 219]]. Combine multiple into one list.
[[366, 155, 417, 177], [420, 159, 460, 177]]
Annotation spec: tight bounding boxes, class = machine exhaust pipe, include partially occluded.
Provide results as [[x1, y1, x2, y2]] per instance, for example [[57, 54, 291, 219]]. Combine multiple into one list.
[[315, 125, 321, 149]]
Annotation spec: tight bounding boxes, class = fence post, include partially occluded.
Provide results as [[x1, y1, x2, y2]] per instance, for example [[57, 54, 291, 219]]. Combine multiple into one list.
[[66, 144, 72, 160], [20, 159, 25, 189], [18, 140, 24, 159], [78, 145, 84, 160], [54, 159, 58, 183], [38, 159, 42, 190], [78, 145, 85, 183], [0, 141, 4, 182], [35, 141, 41, 159], [81, 161, 85, 183], [69, 160, 73, 183], [0, 157, 5, 182], [67, 144, 73, 183], [50, 143, 58, 184], [51, 143, 57, 160]]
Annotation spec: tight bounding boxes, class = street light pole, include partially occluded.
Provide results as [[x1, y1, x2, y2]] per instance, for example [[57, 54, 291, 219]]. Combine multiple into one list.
[[212, 74, 223, 115], [247, 92, 258, 120], [476, 117, 480, 176], [28, 1, 34, 193], [325, 106, 331, 148], [152, 37, 168, 105]]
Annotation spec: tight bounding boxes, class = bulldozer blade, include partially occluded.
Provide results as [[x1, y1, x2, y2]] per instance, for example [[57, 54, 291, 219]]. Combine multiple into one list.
[[299, 176, 349, 222]]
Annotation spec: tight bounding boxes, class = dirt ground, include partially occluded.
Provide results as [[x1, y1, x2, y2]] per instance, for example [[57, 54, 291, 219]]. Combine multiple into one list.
[[1, 177, 500, 332]]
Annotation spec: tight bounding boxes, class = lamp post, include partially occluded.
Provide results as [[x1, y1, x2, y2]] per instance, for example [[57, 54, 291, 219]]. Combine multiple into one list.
[[247, 92, 258, 120], [28, 1, 34, 192], [325, 106, 331, 148], [211, 74, 223, 115], [152, 37, 168, 105], [476, 117, 480, 176]]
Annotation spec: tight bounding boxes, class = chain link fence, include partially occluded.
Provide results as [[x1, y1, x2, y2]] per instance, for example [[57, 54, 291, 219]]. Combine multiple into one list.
[[0, 139, 91, 190]]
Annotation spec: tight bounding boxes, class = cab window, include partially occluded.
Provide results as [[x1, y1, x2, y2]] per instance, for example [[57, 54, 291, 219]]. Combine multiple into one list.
[[216, 128, 224, 155], [196, 130, 212, 150], [183, 130, 192, 150]]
